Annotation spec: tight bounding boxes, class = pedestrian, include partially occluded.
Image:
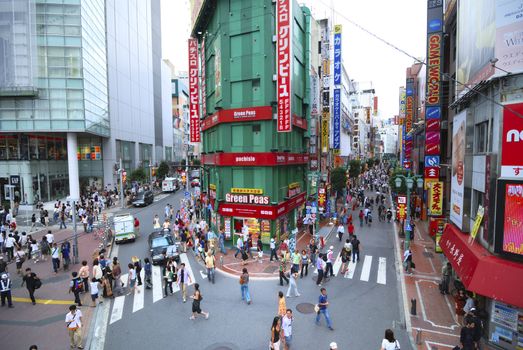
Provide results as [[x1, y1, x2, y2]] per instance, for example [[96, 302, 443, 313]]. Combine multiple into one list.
[[358, 209, 364, 227], [127, 263, 138, 295], [30, 213, 37, 232], [45, 230, 54, 245], [241, 245, 249, 265], [270, 238, 279, 261], [59, 210, 67, 229], [315, 287, 334, 330], [270, 316, 282, 350], [133, 257, 143, 286], [257, 238, 263, 263], [0, 273, 13, 308], [69, 271, 83, 306], [466, 308, 483, 349], [89, 277, 101, 307], [51, 242, 60, 274], [14, 246, 26, 275], [218, 228, 227, 255], [40, 236, 50, 262], [78, 261, 90, 293], [278, 291, 287, 317], [92, 259, 103, 282], [290, 249, 300, 273], [337, 222, 344, 242], [61, 241, 71, 271], [316, 253, 325, 286], [205, 252, 215, 284], [65, 304, 84, 349], [240, 267, 251, 304], [440, 262, 452, 295], [300, 249, 308, 278], [234, 236, 243, 259], [325, 246, 334, 278], [177, 262, 192, 302], [340, 244, 351, 275], [403, 247, 413, 274], [454, 289, 467, 326], [21, 268, 39, 305], [460, 318, 476, 350], [348, 221, 355, 236], [380, 329, 400, 350], [286, 269, 300, 298], [351, 235, 361, 262], [279, 254, 289, 286], [143, 257, 152, 289], [189, 283, 209, 320], [282, 309, 293, 350], [29, 345, 38, 350], [0, 256, 6, 274], [163, 261, 176, 297], [4, 233, 15, 262]]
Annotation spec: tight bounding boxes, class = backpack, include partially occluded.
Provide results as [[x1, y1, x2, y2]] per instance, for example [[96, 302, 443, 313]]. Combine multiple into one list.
[[73, 278, 83, 292]]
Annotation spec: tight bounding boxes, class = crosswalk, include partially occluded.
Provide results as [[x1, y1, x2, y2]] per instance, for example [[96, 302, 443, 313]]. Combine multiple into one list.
[[108, 253, 196, 325], [314, 255, 388, 285]]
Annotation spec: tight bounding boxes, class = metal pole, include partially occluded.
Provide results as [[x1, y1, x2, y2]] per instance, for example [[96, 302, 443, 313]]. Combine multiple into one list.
[[119, 158, 124, 209], [72, 201, 79, 264], [405, 183, 411, 251]]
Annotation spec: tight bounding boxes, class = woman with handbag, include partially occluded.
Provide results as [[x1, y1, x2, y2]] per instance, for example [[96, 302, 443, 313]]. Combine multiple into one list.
[[270, 316, 282, 350], [380, 328, 401, 350], [189, 283, 209, 320]]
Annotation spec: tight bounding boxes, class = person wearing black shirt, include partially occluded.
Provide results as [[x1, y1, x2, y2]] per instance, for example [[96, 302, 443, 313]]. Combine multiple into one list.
[[22, 268, 38, 305], [460, 319, 476, 350]]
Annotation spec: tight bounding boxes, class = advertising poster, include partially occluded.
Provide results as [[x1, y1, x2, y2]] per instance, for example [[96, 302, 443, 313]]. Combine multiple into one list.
[[469, 205, 484, 243], [261, 220, 271, 244], [501, 102, 523, 178], [495, 0, 523, 77], [502, 183, 523, 255], [428, 181, 443, 216], [214, 37, 222, 101], [397, 195, 407, 220], [333, 25, 342, 85], [333, 88, 341, 150], [450, 111, 466, 229], [201, 37, 206, 117], [310, 70, 320, 116], [276, 0, 292, 132], [321, 113, 329, 154], [224, 217, 231, 239], [188, 38, 201, 142], [399, 87, 406, 118]]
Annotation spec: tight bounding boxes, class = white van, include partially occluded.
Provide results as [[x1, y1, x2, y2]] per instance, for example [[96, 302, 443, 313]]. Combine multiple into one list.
[[162, 177, 178, 192]]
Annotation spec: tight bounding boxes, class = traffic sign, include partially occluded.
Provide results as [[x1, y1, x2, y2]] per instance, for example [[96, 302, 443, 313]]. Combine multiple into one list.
[[185, 191, 190, 198], [424, 155, 440, 167]]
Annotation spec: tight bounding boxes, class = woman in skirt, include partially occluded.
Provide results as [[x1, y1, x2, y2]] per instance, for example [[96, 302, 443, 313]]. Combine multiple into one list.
[[189, 283, 209, 320]]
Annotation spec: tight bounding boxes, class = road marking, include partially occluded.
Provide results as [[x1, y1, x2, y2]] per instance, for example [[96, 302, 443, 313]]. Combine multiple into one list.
[[12, 297, 72, 305], [132, 270, 145, 313], [345, 260, 357, 279], [152, 265, 163, 303], [332, 252, 342, 276], [120, 273, 128, 288], [109, 295, 125, 325], [360, 255, 372, 282], [179, 253, 195, 286], [377, 257, 387, 285], [200, 270, 207, 279]]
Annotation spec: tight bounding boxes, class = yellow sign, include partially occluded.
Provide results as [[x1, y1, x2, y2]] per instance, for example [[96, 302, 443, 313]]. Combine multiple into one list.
[[288, 182, 300, 189], [424, 177, 437, 190], [469, 205, 484, 243], [321, 113, 329, 154], [209, 184, 216, 190], [230, 188, 263, 195], [428, 181, 443, 216], [334, 24, 342, 34]]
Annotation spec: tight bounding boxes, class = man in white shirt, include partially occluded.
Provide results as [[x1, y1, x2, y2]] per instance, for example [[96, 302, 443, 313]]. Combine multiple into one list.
[[337, 223, 344, 242], [45, 231, 54, 245], [65, 304, 83, 349], [4, 234, 16, 262], [282, 309, 293, 348], [241, 225, 249, 242]]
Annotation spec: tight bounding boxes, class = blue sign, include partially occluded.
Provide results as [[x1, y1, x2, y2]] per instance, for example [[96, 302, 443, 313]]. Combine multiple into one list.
[[333, 88, 341, 149], [184, 191, 190, 198], [426, 106, 441, 120], [424, 155, 440, 167], [428, 19, 442, 32], [333, 32, 342, 85]]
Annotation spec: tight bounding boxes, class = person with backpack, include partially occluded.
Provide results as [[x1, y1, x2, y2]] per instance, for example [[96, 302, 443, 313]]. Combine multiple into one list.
[[69, 271, 83, 306], [21, 268, 40, 305], [240, 267, 251, 305], [14, 246, 26, 275]]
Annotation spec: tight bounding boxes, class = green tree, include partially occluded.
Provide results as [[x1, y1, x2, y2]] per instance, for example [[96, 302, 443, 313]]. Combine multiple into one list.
[[330, 167, 347, 195], [156, 161, 170, 179], [180, 159, 187, 167], [366, 158, 375, 169], [348, 160, 361, 179], [130, 168, 147, 183], [389, 168, 408, 194], [192, 158, 201, 166]]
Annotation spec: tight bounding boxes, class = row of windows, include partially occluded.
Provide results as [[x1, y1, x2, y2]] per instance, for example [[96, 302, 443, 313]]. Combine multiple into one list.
[[0, 135, 66, 161]]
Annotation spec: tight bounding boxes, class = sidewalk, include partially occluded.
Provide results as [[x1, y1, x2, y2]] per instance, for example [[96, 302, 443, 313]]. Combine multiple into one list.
[[399, 219, 461, 350], [214, 223, 336, 278], [0, 215, 118, 349]]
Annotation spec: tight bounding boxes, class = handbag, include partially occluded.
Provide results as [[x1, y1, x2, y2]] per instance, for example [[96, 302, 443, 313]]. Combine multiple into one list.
[[34, 278, 42, 289], [314, 304, 320, 313], [411, 261, 416, 269]]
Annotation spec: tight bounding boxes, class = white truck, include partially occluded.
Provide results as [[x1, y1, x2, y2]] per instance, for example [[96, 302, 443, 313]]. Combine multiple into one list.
[[162, 177, 178, 192], [113, 213, 137, 244]]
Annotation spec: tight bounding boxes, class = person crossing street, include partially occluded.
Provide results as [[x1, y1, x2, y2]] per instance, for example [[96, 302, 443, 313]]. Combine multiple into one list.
[[315, 287, 334, 330]]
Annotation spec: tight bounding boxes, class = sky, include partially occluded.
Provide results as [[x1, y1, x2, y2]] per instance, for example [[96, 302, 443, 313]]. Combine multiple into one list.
[[160, 0, 427, 119]]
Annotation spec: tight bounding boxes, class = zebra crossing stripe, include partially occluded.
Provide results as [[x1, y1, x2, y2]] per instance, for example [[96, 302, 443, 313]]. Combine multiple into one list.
[[179, 253, 195, 286], [377, 257, 387, 285], [345, 260, 357, 279], [332, 253, 342, 276], [132, 270, 145, 313], [360, 255, 372, 282], [152, 265, 163, 303]]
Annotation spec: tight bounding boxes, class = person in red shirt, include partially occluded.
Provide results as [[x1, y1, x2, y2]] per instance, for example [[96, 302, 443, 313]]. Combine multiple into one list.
[[348, 222, 355, 235]]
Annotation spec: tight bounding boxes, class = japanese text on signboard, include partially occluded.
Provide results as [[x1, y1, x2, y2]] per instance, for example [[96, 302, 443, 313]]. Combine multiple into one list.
[[277, 0, 292, 132], [188, 38, 200, 142], [333, 25, 342, 85]]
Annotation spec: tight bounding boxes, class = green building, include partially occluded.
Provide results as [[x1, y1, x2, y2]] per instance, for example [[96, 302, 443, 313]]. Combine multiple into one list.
[[192, 0, 312, 246]]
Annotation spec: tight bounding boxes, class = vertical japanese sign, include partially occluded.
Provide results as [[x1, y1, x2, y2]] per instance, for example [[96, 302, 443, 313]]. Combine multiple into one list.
[[333, 88, 341, 150], [373, 96, 378, 116], [277, 0, 292, 132], [397, 195, 407, 220], [321, 112, 329, 154], [214, 36, 222, 101], [428, 181, 443, 216], [404, 78, 414, 168], [501, 102, 523, 178], [310, 69, 320, 116], [425, 0, 443, 180], [201, 37, 206, 118], [333, 24, 342, 85], [188, 38, 200, 143]]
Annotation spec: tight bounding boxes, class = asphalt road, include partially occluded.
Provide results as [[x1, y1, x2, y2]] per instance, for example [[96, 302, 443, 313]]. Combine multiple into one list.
[[99, 192, 412, 350]]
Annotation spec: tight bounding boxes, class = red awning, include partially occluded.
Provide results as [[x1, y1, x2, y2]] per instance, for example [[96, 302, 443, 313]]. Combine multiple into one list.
[[440, 224, 523, 308]]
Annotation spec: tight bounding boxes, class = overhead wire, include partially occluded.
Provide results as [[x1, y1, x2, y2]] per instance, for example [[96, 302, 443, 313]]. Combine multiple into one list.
[[315, 0, 523, 119]]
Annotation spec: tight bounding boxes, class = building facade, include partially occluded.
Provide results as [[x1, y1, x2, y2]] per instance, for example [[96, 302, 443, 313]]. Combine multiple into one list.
[[0, 0, 172, 204], [192, 0, 310, 246]]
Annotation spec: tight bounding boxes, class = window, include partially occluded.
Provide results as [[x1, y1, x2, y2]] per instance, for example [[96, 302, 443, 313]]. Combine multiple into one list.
[[474, 121, 489, 153], [7, 137, 19, 160]]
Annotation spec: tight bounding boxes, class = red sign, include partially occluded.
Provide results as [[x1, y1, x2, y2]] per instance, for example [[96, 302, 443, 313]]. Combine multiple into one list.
[[426, 119, 440, 132], [188, 38, 200, 142], [201, 106, 273, 131], [201, 37, 206, 118], [218, 192, 306, 220], [202, 152, 309, 166], [276, 0, 292, 132], [424, 166, 440, 179], [397, 195, 407, 220], [292, 115, 308, 130], [425, 143, 441, 155], [373, 96, 378, 115], [501, 183, 523, 256], [501, 102, 523, 178]]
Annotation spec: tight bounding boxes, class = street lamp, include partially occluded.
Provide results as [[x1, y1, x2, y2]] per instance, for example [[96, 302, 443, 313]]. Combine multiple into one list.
[[393, 173, 424, 251]]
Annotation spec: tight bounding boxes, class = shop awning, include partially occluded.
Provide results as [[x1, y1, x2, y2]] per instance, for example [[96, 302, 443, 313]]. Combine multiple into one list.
[[440, 224, 523, 308]]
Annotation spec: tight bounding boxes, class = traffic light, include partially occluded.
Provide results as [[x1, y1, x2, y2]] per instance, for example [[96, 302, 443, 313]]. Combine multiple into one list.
[[122, 170, 127, 184]]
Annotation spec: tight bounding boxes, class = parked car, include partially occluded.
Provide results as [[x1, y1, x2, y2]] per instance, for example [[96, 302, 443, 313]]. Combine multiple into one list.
[[147, 229, 179, 265], [132, 190, 154, 207], [191, 178, 200, 188]]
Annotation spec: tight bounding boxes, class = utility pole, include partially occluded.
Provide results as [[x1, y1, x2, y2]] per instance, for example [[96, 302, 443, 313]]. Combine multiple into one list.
[[119, 158, 125, 209]]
